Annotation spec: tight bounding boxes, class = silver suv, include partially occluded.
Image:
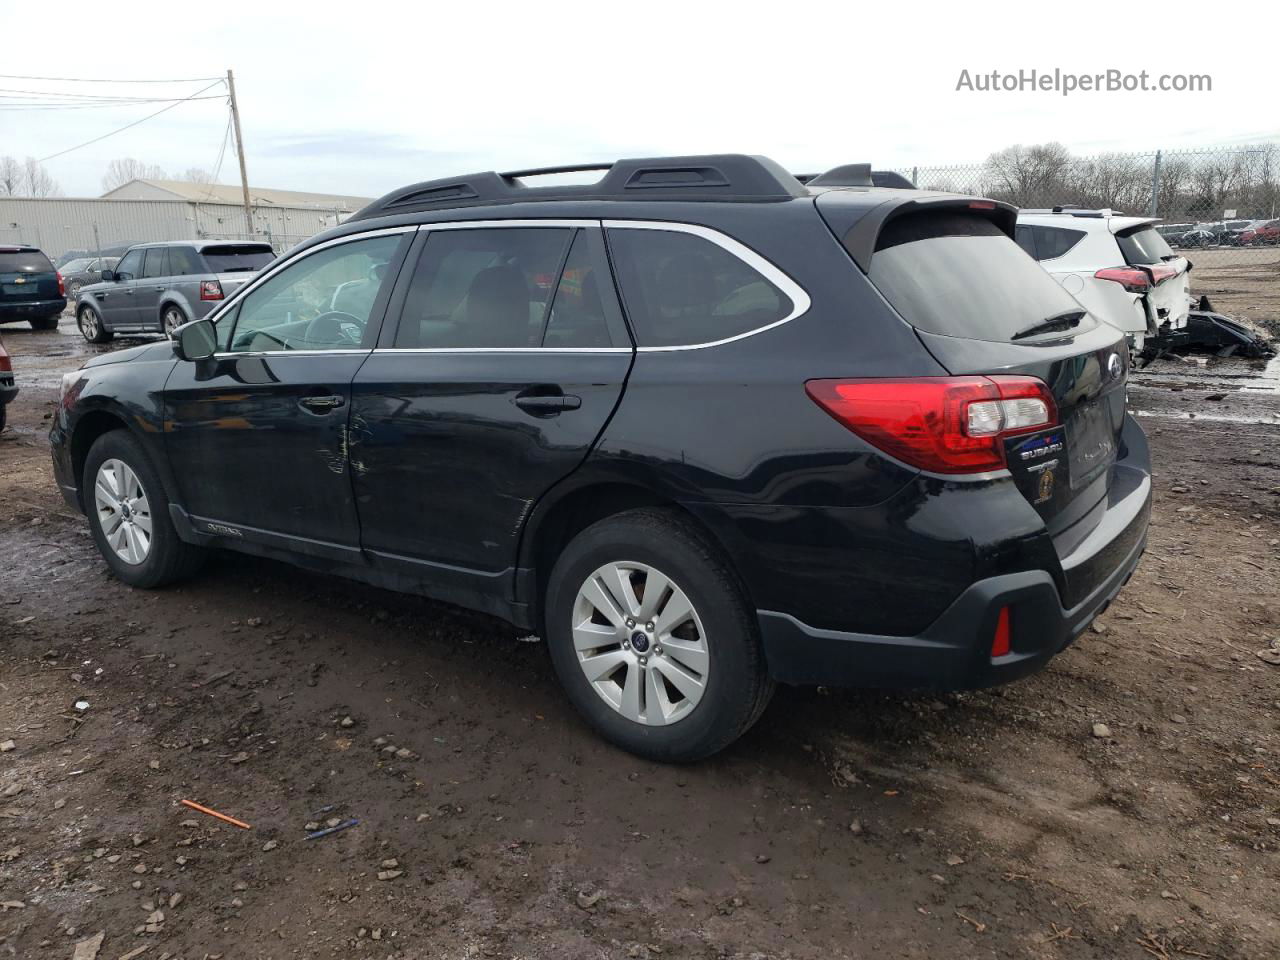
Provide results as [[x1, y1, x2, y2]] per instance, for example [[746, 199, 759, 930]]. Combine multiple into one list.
[[74, 241, 275, 343]]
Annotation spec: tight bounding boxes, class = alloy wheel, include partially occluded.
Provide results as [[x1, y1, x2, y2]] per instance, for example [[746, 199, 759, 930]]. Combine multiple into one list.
[[79, 308, 98, 339], [94, 458, 152, 565], [571, 561, 709, 725], [163, 308, 183, 337]]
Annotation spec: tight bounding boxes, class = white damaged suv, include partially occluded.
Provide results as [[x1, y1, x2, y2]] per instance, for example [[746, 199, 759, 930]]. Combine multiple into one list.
[[1016, 208, 1192, 357]]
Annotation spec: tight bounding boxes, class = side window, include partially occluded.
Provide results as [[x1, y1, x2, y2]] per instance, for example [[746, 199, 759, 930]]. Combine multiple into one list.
[[142, 247, 169, 279], [114, 249, 143, 281], [1033, 226, 1086, 260], [168, 247, 203, 276], [1014, 225, 1038, 259], [393, 228, 571, 349], [228, 234, 402, 353], [606, 228, 791, 347], [543, 231, 613, 348]]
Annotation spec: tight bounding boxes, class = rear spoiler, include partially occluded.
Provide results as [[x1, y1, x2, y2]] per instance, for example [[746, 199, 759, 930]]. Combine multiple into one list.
[[820, 194, 1019, 272]]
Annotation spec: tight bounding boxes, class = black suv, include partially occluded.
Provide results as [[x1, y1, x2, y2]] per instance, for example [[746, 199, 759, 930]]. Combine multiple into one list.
[[50, 156, 1151, 760], [1, 245, 66, 330]]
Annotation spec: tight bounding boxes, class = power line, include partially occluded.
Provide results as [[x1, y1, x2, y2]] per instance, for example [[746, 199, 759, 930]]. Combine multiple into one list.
[[0, 96, 225, 112], [0, 86, 218, 99], [201, 111, 235, 199], [0, 73, 222, 83], [36, 80, 228, 162]]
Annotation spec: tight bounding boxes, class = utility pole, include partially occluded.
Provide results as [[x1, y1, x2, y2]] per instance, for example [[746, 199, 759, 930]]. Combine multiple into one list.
[[227, 69, 253, 237]]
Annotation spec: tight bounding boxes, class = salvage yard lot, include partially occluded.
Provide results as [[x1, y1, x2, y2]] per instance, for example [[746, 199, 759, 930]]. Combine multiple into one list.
[[2, 320, 1279, 959]]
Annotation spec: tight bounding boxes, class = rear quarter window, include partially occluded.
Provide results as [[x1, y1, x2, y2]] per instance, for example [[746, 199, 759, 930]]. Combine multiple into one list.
[[606, 227, 793, 347], [868, 212, 1094, 343], [0, 250, 55, 273], [1017, 225, 1086, 261], [1117, 227, 1174, 265]]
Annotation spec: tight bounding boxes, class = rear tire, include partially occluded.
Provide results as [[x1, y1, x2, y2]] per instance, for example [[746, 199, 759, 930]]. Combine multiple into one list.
[[29, 314, 59, 331], [83, 430, 205, 588], [161, 305, 186, 338], [545, 508, 773, 762], [0, 404, 7, 433], [78, 305, 112, 343]]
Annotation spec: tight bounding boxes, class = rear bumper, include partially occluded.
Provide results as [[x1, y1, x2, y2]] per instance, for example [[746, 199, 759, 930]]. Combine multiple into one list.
[[756, 420, 1152, 691], [1, 382, 17, 405], [0, 297, 66, 320]]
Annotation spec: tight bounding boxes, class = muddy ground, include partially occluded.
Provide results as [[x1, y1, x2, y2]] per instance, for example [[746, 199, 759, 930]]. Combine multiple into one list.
[[2, 283, 1278, 959]]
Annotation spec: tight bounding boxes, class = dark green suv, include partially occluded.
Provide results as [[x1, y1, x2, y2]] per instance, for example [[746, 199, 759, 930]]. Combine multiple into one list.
[[0, 245, 66, 331]]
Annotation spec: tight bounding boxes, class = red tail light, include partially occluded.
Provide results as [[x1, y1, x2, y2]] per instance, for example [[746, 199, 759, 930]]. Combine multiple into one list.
[[1147, 263, 1179, 285], [1094, 266, 1150, 292], [0, 350, 11, 373], [805, 376, 1058, 474], [200, 279, 224, 301], [991, 606, 1011, 657], [56, 271, 65, 296]]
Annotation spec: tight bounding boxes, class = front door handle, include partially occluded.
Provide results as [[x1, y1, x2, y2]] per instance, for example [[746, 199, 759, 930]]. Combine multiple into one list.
[[299, 394, 345, 412], [515, 393, 581, 414]]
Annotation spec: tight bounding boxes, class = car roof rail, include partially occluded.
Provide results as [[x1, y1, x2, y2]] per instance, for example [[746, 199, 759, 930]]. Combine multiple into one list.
[[1022, 205, 1120, 218], [794, 166, 917, 190], [349, 154, 809, 221]]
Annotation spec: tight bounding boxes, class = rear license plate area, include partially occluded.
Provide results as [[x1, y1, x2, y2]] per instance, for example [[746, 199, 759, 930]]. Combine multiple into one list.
[[1066, 401, 1115, 489]]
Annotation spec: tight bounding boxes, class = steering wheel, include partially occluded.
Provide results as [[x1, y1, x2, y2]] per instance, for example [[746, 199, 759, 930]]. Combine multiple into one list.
[[303, 310, 363, 348]]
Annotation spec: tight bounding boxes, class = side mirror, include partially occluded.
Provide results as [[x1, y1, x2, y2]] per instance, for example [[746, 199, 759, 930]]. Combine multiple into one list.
[[173, 318, 217, 362], [100, 269, 116, 282]]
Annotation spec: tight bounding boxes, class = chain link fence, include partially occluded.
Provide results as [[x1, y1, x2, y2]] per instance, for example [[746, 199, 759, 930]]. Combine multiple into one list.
[[892, 142, 1280, 327]]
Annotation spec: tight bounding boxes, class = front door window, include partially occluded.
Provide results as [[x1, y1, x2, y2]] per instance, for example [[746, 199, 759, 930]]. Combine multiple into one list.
[[226, 234, 402, 352]]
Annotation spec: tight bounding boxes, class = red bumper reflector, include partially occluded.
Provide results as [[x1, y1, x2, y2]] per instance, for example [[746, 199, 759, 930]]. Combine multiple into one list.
[[991, 606, 1011, 658]]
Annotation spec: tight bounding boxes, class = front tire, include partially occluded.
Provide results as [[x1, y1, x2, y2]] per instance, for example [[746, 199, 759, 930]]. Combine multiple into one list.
[[545, 508, 773, 762], [78, 305, 112, 343], [83, 430, 204, 588]]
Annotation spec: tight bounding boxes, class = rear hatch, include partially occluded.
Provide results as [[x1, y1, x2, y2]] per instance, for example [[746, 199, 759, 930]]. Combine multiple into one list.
[[0, 247, 60, 304], [1113, 219, 1191, 329], [199, 243, 276, 298], [841, 205, 1129, 537]]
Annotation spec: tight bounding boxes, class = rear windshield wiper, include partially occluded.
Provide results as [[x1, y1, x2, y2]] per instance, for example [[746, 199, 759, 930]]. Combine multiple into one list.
[[1010, 309, 1085, 341]]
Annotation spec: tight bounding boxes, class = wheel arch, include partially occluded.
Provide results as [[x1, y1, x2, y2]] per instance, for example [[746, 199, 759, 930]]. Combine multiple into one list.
[[68, 403, 179, 514], [158, 297, 191, 327], [517, 480, 752, 633]]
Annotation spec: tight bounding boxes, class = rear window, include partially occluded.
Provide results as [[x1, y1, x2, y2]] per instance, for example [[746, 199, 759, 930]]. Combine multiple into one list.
[[869, 212, 1093, 343], [607, 228, 791, 347], [0, 250, 55, 273], [1117, 226, 1174, 265], [201, 245, 275, 274]]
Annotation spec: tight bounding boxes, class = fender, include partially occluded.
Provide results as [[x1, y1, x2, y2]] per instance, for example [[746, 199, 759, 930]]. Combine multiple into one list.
[[155, 290, 198, 327]]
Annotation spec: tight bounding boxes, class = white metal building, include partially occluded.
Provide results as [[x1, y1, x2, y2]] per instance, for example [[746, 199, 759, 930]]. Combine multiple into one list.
[[1, 180, 373, 258]]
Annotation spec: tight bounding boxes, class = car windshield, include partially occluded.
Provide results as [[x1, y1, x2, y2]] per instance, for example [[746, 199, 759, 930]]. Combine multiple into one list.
[[201, 245, 276, 273], [61, 258, 92, 273]]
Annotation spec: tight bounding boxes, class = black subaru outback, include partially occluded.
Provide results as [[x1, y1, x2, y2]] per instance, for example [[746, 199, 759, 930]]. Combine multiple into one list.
[[50, 155, 1150, 760]]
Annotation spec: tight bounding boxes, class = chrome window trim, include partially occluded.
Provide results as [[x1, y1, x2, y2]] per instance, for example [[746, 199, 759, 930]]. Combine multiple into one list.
[[370, 347, 630, 355], [204, 224, 420, 326], [209, 348, 373, 360], [602, 219, 812, 352]]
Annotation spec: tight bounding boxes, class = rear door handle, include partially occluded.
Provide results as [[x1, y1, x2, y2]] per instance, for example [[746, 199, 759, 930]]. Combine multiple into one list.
[[299, 394, 345, 412]]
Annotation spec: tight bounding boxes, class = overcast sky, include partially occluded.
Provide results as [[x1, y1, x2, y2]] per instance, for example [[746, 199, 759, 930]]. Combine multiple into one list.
[[2, 0, 1274, 200]]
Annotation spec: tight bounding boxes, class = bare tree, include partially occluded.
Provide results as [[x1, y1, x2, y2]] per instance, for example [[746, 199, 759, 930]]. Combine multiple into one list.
[[102, 157, 168, 193], [0, 156, 21, 196], [0, 156, 61, 197], [179, 167, 217, 185], [22, 157, 60, 197], [984, 143, 1072, 207]]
